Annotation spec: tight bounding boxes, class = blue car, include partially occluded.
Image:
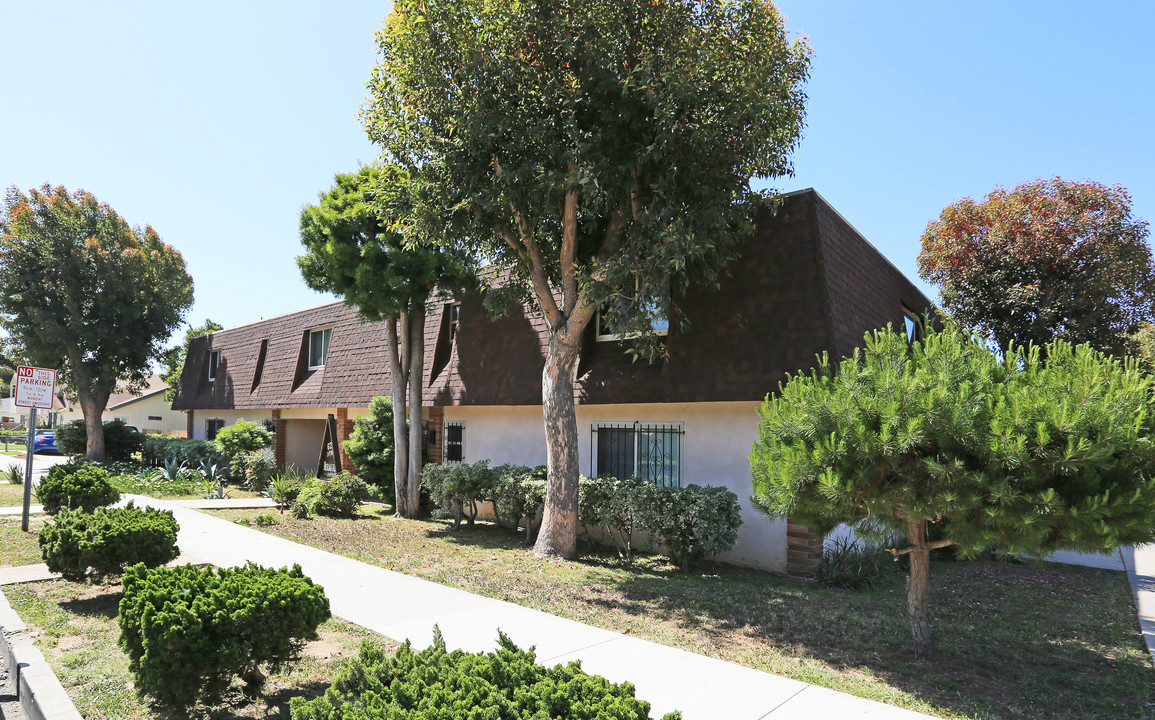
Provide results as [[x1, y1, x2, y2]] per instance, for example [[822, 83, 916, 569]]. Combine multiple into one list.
[[32, 430, 58, 454]]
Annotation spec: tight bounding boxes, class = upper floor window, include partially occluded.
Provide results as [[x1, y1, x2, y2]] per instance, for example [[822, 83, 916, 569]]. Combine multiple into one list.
[[309, 328, 332, 369], [448, 302, 461, 344], [207, 350, 220, 381], [902, 307, 921, 343], [595, 280, 668, 342]]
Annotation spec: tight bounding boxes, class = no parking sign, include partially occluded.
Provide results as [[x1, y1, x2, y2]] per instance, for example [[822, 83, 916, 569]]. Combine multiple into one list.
[[13, 366, 56, 409]]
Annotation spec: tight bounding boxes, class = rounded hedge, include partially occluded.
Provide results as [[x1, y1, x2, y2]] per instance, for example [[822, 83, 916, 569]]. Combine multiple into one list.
[[36, 463, 120, 514], [38, 502, 179, 581]]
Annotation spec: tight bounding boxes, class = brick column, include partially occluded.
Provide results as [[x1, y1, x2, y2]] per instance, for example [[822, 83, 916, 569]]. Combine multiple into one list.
[[336, 407, 356, 474], [786, 521, 822, 580], [425, 407, 444, 464], [186, 410, 194, 440], [271, 409, 286, 468]]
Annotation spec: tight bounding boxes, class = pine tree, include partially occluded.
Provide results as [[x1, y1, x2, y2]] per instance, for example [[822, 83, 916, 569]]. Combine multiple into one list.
[[750, 323, 1155, 660]]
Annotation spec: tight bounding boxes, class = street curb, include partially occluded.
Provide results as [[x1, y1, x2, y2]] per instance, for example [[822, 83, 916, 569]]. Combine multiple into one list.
[[0, 589, 84, 720]]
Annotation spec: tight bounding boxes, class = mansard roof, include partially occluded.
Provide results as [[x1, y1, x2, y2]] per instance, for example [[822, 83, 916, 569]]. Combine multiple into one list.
[[173, 189, 933, 411]]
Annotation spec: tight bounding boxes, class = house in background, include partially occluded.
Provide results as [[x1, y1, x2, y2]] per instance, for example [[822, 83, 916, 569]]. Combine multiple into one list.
[[173, 189, 933, 575], [57, 374, 188, 436], [0, 394, 69, 428]]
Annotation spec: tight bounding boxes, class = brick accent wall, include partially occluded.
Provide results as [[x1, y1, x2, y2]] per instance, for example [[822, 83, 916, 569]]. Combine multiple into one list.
[[425, 407, 443, 464], [785, 521, 822, 580], [336, 408, 355, 474], [271, 409, 286, 468], [186, 410, 194, 439]]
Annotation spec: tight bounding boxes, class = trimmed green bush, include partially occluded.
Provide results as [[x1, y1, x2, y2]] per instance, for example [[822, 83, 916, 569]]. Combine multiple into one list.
[[212, 419, 273, 479], [490, 464, 546, 542], [423, 460, 496, 527], [343, 395, 396, 500], [290, 629, 680, 720], [241, 447, 277, 491], [318, 471, 369, 517], [644, 484, 742, 571], [296, 472, 369, 517], [55, 419, 144, 462], [118, 562, 330, 710], [38, 502, 179, 581], [579, 475, 656, 564], [36, 464, 120, 514], [141, 435, 223, 467]]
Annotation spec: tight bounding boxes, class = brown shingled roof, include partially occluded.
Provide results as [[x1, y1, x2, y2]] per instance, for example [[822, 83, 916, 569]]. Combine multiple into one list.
[[174, 189, 934, 411]]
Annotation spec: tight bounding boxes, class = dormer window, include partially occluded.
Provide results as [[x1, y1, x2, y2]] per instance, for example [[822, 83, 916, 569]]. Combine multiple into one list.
[[448, 303, 461, 344], [208, 350, 220, 381], [309, 328, 332, 369], [902, 306, 920, 343]]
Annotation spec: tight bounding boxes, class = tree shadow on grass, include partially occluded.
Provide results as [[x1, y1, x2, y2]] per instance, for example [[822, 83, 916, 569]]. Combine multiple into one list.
[[599, 558, 1154, 719], [423, 520, 537, 552], [59, 589, 122, 620], [202, 679, 333, 720]]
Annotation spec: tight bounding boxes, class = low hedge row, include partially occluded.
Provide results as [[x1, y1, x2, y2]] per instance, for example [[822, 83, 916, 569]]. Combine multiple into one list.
[[141, 435, 224, 467], [38, 502, 179, 581], [422, 461, 742, 568], [118, 562, 331, 710], [290, 629, 679, 720]]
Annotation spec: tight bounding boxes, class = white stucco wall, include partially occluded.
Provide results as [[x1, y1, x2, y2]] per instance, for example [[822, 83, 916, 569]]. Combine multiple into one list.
[[442, 402, 787, 572], [286, 419, 327, 472], [188, 410, 274, 440]]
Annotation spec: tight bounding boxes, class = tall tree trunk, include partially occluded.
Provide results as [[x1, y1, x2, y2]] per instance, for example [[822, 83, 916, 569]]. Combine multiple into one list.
[[386, 317, 409, 516], [906, 519, 935, 661], [78, 391, 107, 463], [406, 305, 425, 517], [533, 322, 585, 559]]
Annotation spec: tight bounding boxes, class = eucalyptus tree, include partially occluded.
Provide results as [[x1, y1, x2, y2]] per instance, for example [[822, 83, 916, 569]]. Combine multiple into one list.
[[364, 0, 812, 557], [298, 166, 475, 517], [0, 184, 193, 461]]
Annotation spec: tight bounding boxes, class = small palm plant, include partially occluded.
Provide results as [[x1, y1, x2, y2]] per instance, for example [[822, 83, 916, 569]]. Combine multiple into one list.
[[5, 464, 23, 485], [200, 477, 230, 500]]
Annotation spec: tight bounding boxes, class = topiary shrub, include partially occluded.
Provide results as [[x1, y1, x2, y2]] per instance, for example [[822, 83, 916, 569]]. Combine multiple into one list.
[[642, 484, 742, 571], [36, 463, 120, 514], [55, 419, 143, 462], [289, 629, 680, 720], [38, 502, 179, 581], [343, 396, 396, 501], [118, 562, 330, 710], [213, 419, 273, 478], [579, 475, 657, 564]]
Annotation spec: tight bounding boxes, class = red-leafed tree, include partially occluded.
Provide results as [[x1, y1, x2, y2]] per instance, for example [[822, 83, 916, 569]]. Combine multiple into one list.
[[918, 177, 1154, 355]]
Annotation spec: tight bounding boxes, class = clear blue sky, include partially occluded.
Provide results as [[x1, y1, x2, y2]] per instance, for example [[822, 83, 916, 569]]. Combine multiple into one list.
[[3, 2, 1153, 348]]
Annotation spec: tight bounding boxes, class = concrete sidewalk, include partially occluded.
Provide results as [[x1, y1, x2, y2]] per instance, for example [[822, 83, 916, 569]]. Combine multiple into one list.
[[117, 495, 931, 720], [1121, 543, 1155, 665]]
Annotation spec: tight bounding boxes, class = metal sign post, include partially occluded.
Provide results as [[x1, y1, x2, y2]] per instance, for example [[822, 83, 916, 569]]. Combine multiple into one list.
[[13, 366, 57, 532], [21, 407, 36, 531]]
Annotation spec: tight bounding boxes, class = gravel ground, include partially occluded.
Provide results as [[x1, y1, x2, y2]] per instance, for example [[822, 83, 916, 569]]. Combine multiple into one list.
[[0, 653, 23, 720]]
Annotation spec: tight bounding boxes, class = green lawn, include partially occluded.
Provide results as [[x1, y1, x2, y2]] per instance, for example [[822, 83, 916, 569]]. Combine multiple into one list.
[[3, 580, 395, 720], [0, 514, 48, 566], [0, 483, 33, 506], [204, 506, 1155, 720]]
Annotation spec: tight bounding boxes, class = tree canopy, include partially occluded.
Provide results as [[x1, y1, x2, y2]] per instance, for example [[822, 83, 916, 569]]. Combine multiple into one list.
[[918, 177, 1154, 355], [0, 184, 193, 460], [298, 166, 474, 517], [159, 319, 223, 404], [750, 323, 1155, 660], [364, 0, 811, 557]]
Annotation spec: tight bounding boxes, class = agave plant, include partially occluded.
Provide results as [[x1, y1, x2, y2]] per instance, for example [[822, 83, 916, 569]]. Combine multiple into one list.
[[199, 460, 221, 481], [156, 456, 185, 482], [200, 477, 230, 500]]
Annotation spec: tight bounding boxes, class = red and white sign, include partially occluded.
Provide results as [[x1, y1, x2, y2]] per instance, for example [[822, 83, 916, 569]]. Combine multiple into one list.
[[13, 366, 57, 410]]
